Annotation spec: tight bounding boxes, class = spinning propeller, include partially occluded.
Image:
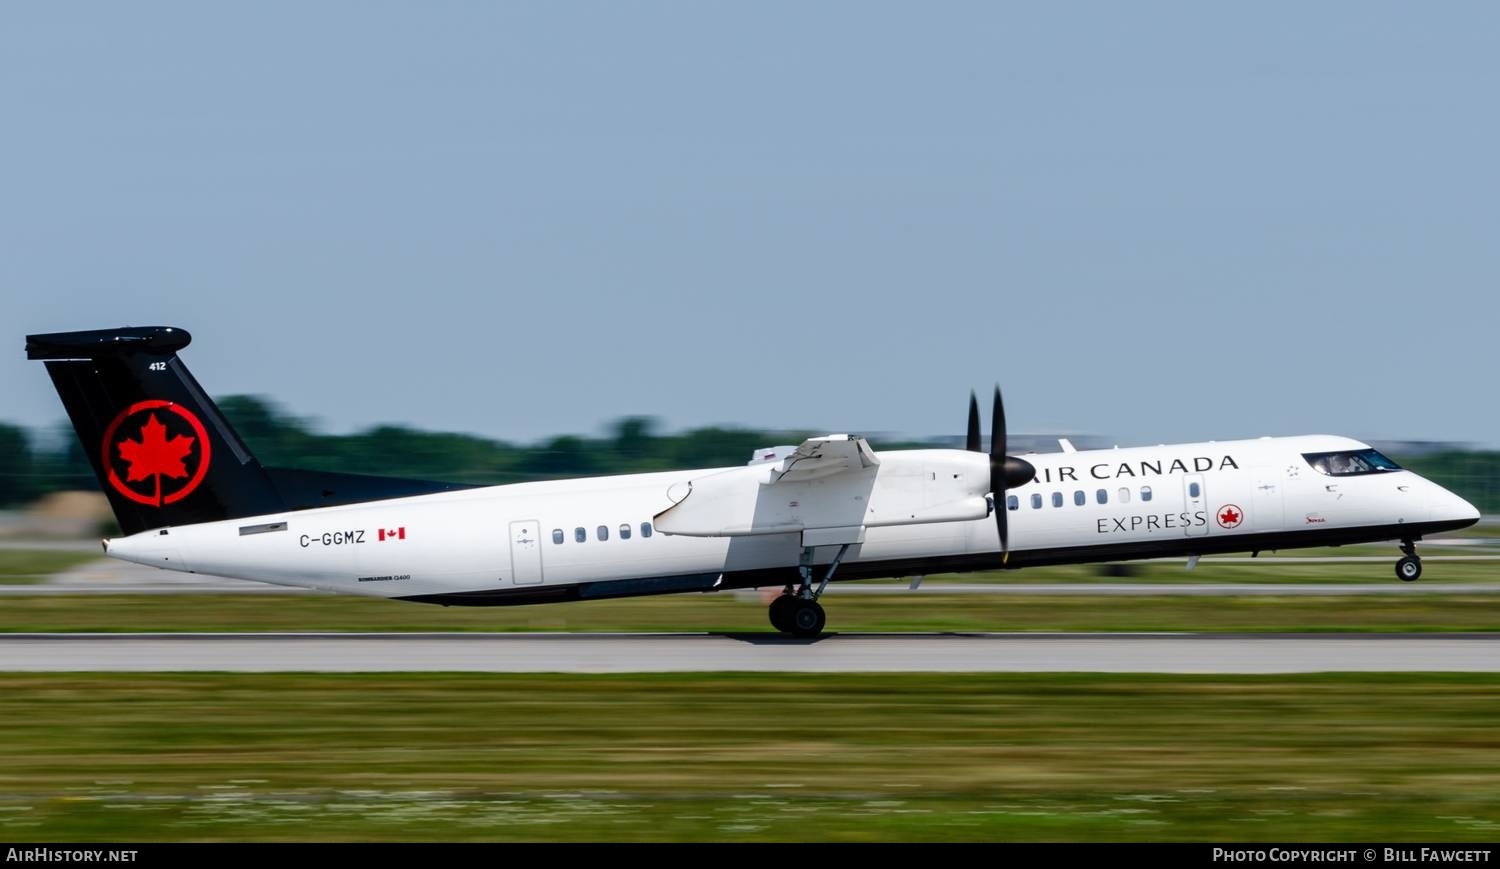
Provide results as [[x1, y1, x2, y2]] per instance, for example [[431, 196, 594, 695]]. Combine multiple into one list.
[[966, 387, 1036, 560]]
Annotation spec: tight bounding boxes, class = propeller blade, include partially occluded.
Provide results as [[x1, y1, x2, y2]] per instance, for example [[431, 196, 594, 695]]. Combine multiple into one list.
[[991, 387, 1007, 556], [991, 386, 1005, 470], [988, 386, 1035, 560], [997, 487, 1009, 557], [966, 392, 982, 453]]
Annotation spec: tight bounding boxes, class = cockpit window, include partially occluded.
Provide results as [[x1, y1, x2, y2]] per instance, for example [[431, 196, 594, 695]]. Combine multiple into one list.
[[1303, 448, 1402, 477]]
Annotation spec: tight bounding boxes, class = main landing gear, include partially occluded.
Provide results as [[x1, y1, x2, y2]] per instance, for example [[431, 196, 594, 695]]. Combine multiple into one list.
[[768, 543, 851, 638], [1396, 539, 1422, 582], [769, 594, 825, 637]]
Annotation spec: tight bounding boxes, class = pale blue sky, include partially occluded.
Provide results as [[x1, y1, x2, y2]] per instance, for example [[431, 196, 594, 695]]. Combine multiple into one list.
[[3, 2, 1496, 447]]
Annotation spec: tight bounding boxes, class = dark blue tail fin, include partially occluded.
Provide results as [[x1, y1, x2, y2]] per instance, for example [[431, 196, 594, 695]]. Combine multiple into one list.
[[26, 327, 285, 535]]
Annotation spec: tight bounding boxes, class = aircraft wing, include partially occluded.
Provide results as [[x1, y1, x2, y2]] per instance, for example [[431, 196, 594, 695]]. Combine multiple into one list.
[[653, 434, 987, 544], [764, 435, 880, 483], [653, 435, 881, 542]]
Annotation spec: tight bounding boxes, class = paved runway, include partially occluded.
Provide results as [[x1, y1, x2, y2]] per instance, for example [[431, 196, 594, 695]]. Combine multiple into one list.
[[2, 632, 1497, 673]]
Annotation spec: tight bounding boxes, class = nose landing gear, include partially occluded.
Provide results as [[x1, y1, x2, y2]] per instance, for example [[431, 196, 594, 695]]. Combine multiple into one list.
[[1396, 540, 1422, 582]]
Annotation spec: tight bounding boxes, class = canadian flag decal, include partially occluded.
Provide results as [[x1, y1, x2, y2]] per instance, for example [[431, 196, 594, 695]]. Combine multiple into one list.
[[378, 527, 406, 542]]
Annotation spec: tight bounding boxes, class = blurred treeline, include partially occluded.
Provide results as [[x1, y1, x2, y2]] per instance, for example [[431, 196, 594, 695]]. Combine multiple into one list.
[[1, 395, 1496, 512], [0, 395, 924, 506]]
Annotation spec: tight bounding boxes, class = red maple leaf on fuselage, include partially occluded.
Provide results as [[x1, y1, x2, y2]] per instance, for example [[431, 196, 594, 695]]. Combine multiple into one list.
[[117, 413, 196, 503]]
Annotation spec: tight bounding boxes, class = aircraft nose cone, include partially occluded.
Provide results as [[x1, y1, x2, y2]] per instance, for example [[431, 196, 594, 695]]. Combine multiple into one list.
[[1431, 488, 1481, 526]]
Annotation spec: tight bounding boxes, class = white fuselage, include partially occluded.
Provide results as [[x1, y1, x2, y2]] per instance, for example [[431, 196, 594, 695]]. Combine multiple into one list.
[[105, 434, 1480, 605]]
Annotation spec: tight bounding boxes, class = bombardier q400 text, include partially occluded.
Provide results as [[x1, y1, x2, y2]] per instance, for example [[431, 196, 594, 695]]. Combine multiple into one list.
[[27, 327, 1480, 637]]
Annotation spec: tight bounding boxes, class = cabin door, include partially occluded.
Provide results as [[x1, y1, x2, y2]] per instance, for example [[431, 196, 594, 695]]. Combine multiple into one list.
[[509, 519, 544, 585], [1183, 474, 1210, 537]]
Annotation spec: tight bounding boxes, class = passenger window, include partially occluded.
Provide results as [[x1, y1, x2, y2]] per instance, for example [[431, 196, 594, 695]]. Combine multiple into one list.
[[1074, 490, 1085, 506], [641, 522, 653, 538], [574, 527, 586, 543], [1031, 493, 1043, 509], [1006, 494, 1019, 511], [1096, 489, 1108, 505], [1189, 482, 1201, 498], [1051, 492, 1063, 508], [1141, 486, 1153, 502], [1118, 487, 1131, 504], [597, 525, 609, 541], [619, 523, 631, 540], [552, 529, 564, 545]]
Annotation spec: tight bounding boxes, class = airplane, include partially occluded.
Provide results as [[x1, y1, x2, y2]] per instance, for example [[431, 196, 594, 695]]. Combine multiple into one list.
[[26, 326, 1481, 637]]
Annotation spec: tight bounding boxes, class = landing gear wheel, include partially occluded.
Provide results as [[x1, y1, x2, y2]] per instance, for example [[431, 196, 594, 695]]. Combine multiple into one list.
[[789, 599, 826, 638], [768, 595, 797, 632], [1396, 555, 1422, 582]]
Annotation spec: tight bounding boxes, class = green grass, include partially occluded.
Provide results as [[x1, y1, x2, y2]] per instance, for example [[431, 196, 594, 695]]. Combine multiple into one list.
[[940, 557, 1500, 584], [0, 672, 1495, 841], [1449, 523, 1499, 539], [0, 549, 101, 584], [0, 591, 1497, 633]]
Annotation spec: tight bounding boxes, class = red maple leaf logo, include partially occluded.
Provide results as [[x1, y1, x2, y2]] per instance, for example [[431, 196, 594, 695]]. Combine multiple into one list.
[[1219, 507, 1241, 526], [117, 413, 196, 506]]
